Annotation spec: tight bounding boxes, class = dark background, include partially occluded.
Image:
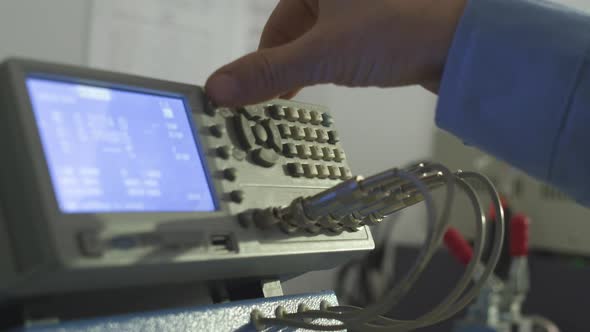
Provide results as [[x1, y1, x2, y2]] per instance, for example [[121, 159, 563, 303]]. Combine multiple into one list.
[[391, 246, 590, 331]]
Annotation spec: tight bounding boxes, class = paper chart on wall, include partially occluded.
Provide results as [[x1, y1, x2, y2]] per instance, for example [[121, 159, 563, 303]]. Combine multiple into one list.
[[88, 0, 277, 85]]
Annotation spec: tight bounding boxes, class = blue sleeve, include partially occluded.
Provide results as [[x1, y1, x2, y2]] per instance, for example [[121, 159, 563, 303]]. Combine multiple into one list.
[[436, 0, 590, 205]]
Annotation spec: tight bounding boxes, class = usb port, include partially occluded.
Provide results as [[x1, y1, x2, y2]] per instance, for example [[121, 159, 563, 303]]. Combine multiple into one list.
[[210, 234, 236, 253]]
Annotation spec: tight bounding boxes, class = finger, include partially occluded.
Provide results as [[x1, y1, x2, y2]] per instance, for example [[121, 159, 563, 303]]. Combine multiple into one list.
[[259, 0, 317, 50], [206, 32, 321, 107], [280, 88, 303, 100]]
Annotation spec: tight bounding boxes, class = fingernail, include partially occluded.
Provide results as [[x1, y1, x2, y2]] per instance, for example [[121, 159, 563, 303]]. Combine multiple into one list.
[[206, 73, 240, 106]]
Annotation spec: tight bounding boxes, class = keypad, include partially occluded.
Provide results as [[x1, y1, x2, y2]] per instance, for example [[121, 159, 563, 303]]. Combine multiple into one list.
[[283, 143, 297, 158], [304, 127, 318, 142], [328, 130, 339, 144], [310, 146, 323, 160], [340, 167, 353, 179], [268, 105, 285, 120], [298, 109, 312, 123], [333, 149, 345, 162], [227, 102, 351, 181], [322, 113, 333, 127], [284, 162, 351, 180], [322, 147, 335, 162], [253, 124, 268, 144], [278, 124, 291, 138], [285, 107, 299, 122], [262, 119, 282, 151], [328, 166, 341, 179], [240, 106, 265, 120], [287, 163, 304, 177], [310, 111, 322, 125], [316, 165, 329, 179], [303, 164, 318, 178], [316, 129, 329, 143], [253, 148, 279, 167], [290, 126, 305, 140], [232, 149, 247, 161], [296, 144, 312, 159], [234, 114, 256, 150]]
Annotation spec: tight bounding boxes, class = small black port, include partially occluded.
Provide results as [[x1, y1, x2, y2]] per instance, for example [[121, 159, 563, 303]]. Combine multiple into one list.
[[210, 234, 236, 253]]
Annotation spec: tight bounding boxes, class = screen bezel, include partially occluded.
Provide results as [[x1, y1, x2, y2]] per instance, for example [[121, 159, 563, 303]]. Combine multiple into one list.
[[5, 59, 230, 262], [25, 74, 219, 214]]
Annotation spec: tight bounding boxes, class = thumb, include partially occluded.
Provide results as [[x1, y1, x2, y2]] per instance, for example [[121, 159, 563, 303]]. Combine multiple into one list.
[[205, 33, 320, 107]]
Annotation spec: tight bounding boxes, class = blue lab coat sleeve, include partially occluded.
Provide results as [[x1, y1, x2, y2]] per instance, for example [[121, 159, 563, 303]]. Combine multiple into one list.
[[436, 0, 590, 205]]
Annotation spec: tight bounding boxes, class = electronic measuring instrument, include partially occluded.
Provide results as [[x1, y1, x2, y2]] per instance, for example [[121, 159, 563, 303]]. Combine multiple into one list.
[[0, 59, 506, 332], [0, 58, 373, 300]]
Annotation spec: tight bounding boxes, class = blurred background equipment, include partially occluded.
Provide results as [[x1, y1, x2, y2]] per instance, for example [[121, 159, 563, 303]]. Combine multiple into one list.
[[432, 130, 590, 257]]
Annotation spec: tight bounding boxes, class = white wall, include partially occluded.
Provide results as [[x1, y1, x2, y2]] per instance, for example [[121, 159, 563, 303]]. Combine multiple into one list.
[[0, 0, 91, 65]]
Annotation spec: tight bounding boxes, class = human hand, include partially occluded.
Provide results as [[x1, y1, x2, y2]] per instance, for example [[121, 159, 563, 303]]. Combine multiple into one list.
[[206, 0, 466, 107]]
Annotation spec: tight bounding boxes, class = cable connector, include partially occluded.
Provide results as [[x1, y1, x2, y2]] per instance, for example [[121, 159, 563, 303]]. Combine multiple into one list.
[[509, 213, 530, 258], [444, 227, 473, 266]]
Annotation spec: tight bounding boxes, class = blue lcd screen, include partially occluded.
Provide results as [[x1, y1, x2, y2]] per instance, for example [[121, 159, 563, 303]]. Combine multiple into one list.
[[26, 77, 217, 213]]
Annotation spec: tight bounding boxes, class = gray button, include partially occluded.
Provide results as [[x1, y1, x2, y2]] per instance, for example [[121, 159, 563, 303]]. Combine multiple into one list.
[[304, 127, 318, 141], [209, 125, 225, 138], [240, 106, 265, 120], [303, 164, 318, 178], [333, 149, 345, 162], [253, 123, 268, 144], [78, 231, 104, 257], [233, 148, 247, 161], [340, 167, 353, 179], [328, 166, 341, 179], [216, 146, 231, 159], [238, 211, 254, 228], [279, 124, 291, 138], [296, 145, 312, 159], [285, 107, 299, 122], [283, 143, 297, 158], [268, 105, 286, 119], [316, 164, 329, 179], [204, 101, 217, 116], [298, 109, 311, 123], [253, 148, 280, 167], [328, 130, 340, 144], [234, 115, 256, 150], [230, 190, 245, 203], [223, 168, 237, 181], [219, 108, 234, 117], [322, 113, 333, 127], [310, 110, 322, 125], [322, 147, 335, 161], [262, 119, 282, 152], [290, 126, 305, 140], [316, 129, 329, 143], [287, 163, 304, 177], [310, 146, 323, 160]]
